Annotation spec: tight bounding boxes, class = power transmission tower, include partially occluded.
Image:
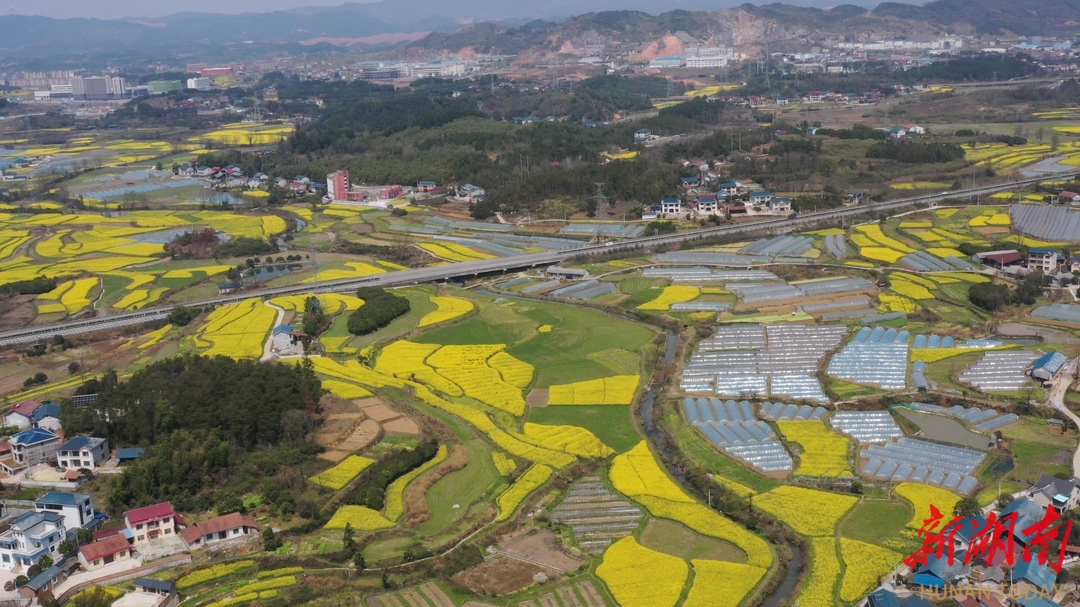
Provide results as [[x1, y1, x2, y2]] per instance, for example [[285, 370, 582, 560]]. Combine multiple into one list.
[[592, 183, 609, 222]]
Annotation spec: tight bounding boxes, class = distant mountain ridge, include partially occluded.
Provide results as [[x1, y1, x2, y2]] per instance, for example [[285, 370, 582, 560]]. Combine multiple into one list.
[[406, 0, 1080, 61], [0, 0, 1076, 62]]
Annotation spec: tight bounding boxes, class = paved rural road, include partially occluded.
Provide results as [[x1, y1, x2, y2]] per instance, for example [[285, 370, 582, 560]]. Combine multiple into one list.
[[1047, 357, 1080, 474], [1, 170, 1077, 347]]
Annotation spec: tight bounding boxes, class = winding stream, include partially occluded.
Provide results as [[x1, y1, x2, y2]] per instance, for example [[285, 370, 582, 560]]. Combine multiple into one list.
[[640, 331, 804, 607]]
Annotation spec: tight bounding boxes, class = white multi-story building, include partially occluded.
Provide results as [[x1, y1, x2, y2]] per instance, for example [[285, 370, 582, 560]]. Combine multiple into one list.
[[685, 47, 734, 69], [186, 77, 211, 90], [70, 76, 126, 100], [0, 511, 66, 571], [837, 38, 963, 52], [57, 437, 109, 471], [33, 492, 97, 533], [6, 428, 61, 472]]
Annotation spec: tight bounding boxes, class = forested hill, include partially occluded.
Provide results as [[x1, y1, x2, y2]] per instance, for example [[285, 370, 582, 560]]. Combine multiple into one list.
[[61, 356, 324, 513], [64, 355, 321, 447], [408, 0, 1079, 58]]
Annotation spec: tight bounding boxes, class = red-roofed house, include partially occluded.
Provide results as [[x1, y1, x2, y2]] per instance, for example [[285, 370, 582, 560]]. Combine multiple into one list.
[[181, 512, 259, 548], [4, 400, 42, 430], [78, 534, 132, 571], [124, 502, 178, 545], [92, 527, 124, 542], [1059, 190, 1080, 204]]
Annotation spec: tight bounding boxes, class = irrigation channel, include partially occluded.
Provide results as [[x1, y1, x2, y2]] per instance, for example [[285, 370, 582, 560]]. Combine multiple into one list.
[[640, 331, 804, 607]]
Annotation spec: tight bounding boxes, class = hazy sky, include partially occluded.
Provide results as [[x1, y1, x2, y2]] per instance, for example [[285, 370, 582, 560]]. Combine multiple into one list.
[[16, 0, 376, 19]]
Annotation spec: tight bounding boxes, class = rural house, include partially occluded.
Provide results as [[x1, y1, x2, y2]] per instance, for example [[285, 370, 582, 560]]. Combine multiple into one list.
[[57, 437, 109, 471], [4, 428, 61, 472], [78, 534, 133, 571], [4, 400, 42, 430], [181, 512, 259, 548], [124, 502, 178, 545], [0, 511, 66, 570], [34, 492, 97, 532], [1026, 474, 1080, 511]]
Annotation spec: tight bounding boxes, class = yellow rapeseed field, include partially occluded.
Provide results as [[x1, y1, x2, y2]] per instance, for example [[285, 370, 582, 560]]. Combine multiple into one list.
[[522, 423, 614, 458], [888, 278, 935, 300], [637, 285, 700, 310], [839, 538, 902, 602], [196, 298, 276, 359], [878, 294, 919, 314], [321, 380, 373, 399], [596, 537, 688, 607], [418, 296, 474, 327], [491, 452, 516, 475], [384, 445, 449, 521], [375, 341, 461, 396], [751, 486, 858, 536], [428, 344, 529, 414], [798, 537, 843, 607], [777, 421, 852, 477], [488, 351, 534, 388], [323, 505, 394, 530], [684, 560, 767, 607], [309, 455, 376, 490], [418, 242, 494, 262], [138, 324, 172, 350], [611, 442, 772, 567], [548, 375, 639, 405], [495, 464, 554, 521], [895, 482, 960, 530]]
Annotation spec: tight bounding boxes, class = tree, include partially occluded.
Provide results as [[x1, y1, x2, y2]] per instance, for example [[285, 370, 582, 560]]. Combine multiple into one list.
[[14, 575, 27, 588], [262, 527, 281, 552], [168, 305, 200, 326], [26, 555, 53, 579], [68, 361, 81, 375], [342, 522, 357, 557], [954, 497, 981, 518], [968, 282, 1010, 312], [59, 540, 77, 557], [997, 492, 1015, 509], [37, 591, 59, 607], [353, 551, 366, 571]]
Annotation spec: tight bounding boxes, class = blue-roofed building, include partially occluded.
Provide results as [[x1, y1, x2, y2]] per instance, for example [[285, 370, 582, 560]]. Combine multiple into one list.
[[116, 447, 145, 464], [718, 181, 740, 197], [1001, 498, 1047, 545], [30, 403, 61, 432], [1029, 351, 1068, 382], [867, 588, 901, 607], [913, 550, 970, 589], [57, 436, 109, 471], [866, 589, 932, 607], [0, 511, 66, 571], [271, 325, 301, 352], [20, 563, 66, 598], [458, 183, 486, 203], [135, 577, 177, 596], [680, 176, 700, 188], [661, 198, 684, 216], [1016, 597, 1063, 607], [1027, 247, 1063, 273], [35, 492, 96, 531], [2, 427, 60, 474], [749, 191, 773, 208], [1013, 557, 1057, 593]]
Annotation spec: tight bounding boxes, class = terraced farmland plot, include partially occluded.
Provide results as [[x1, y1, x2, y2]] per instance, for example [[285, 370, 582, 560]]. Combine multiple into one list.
[[552, 475, 643, 554]]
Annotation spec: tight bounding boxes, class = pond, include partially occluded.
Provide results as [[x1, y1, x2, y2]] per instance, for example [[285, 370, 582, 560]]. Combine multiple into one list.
[[896, 409, 996, 450]]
